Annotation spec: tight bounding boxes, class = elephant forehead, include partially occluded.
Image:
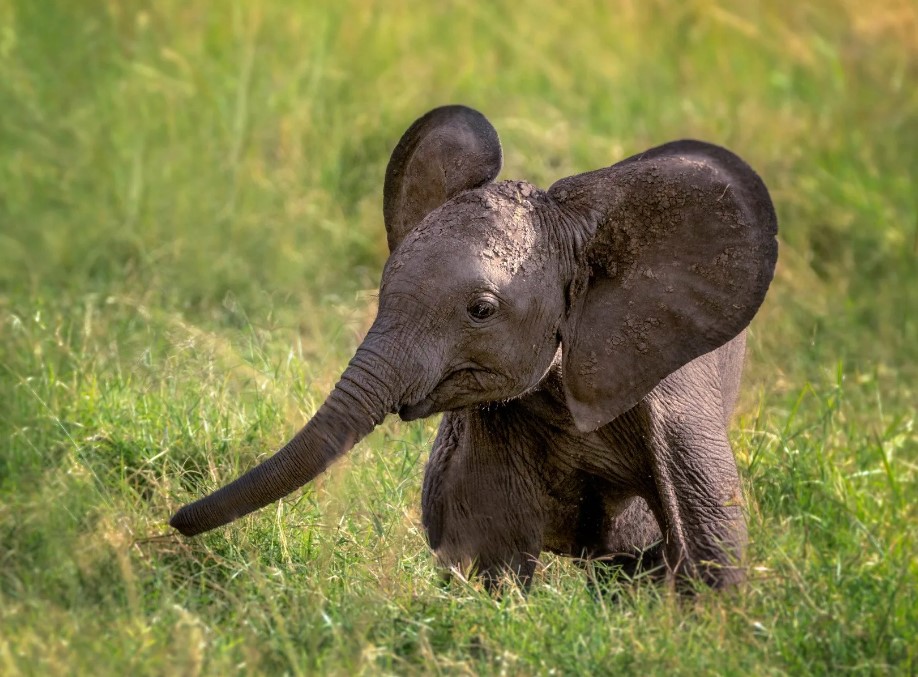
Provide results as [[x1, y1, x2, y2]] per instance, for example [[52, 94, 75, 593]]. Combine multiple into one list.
[[396, 182, 549, 279], [387, 241, 516, 292]]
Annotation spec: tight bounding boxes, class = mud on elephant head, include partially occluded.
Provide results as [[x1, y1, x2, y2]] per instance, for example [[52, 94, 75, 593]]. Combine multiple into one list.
[[170, 106, 777, 590]]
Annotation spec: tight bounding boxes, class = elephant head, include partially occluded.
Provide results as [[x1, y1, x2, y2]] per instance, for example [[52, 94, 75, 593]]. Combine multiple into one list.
[[170, 105, 777, 536]]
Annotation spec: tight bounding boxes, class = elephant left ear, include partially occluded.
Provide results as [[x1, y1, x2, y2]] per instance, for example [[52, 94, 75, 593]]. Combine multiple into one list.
[[550, 140, 778, 432], [383, 105, 502, 253]]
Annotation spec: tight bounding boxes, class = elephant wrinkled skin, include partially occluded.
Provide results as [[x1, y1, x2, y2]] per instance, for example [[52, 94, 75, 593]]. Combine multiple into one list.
[[170, 105, 778, 592]]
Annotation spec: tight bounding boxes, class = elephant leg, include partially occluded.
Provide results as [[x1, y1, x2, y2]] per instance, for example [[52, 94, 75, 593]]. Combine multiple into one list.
[[542, 473, 660, 556], [559, 490, 663, 588], [422, 410, 545, 589], [538, 461, 664, 590], [594, 495, 665, 579], [644, 395, 747, 590]]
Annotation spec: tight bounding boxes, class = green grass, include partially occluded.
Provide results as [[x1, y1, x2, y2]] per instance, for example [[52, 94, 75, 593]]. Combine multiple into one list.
[[1, 0, 916, 673]]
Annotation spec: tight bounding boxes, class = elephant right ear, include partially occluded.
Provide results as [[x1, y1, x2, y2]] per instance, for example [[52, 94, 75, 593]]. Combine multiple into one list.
[[551, 140, 778, 432], [383, 105, 502, 252]]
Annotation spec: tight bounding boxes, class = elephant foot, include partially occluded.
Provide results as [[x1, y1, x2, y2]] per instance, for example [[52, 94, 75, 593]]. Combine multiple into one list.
[[668, 557, 746, 594], [435, 549, 540, 593], [577, 540, 666, 598]]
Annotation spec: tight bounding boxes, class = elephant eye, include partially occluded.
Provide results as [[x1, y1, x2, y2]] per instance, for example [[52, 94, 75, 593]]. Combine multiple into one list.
[[467, 296, 498, 321]]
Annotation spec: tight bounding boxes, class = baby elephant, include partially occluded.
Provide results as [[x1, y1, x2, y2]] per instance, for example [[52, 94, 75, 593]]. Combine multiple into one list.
[[171, 106, 778, 591]]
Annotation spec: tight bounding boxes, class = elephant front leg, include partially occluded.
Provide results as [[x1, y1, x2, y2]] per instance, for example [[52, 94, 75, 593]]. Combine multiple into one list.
[[421, 411, 545, 589], [644, 402, 748, 590]]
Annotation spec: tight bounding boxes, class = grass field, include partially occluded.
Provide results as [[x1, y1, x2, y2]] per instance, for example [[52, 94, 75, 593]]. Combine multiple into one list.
[[1, 0, 916, 674]]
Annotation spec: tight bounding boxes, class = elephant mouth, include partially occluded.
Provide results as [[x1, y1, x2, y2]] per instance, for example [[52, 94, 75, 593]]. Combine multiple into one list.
[[398, 367, 498, 421], [398, 398, 437, 421]]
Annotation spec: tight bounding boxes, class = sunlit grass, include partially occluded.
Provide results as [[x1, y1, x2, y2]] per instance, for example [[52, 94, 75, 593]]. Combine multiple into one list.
[[1, 0, 916, 673]]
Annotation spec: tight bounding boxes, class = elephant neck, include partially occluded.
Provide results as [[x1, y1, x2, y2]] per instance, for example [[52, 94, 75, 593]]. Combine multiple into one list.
[[516, 359, 585, 434]]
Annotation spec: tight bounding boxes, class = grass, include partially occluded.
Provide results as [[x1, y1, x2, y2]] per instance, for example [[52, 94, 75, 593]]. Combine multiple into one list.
[[1, 0, 916, 673]]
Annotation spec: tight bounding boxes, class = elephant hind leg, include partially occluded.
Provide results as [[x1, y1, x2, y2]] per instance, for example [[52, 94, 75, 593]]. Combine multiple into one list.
[[575, 495, 666, 592], [579, 542, 665, 598], [600, 495, 664, 562], [543, 474, 665, 586]]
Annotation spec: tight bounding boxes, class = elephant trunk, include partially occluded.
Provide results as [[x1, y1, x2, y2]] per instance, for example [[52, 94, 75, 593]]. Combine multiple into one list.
[[169, 330, 411, 536]]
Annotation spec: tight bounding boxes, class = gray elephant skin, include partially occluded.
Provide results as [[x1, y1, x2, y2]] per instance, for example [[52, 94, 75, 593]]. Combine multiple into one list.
[[170, 105, 778, 591]]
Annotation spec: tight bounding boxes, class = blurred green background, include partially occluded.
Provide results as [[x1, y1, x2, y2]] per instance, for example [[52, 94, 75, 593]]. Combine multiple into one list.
[[1, 0, 915, 674]]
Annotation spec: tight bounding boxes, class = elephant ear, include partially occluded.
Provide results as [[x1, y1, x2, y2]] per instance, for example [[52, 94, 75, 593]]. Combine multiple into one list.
[[383, 105, 502, 252], [550, 140, 778, 432]]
